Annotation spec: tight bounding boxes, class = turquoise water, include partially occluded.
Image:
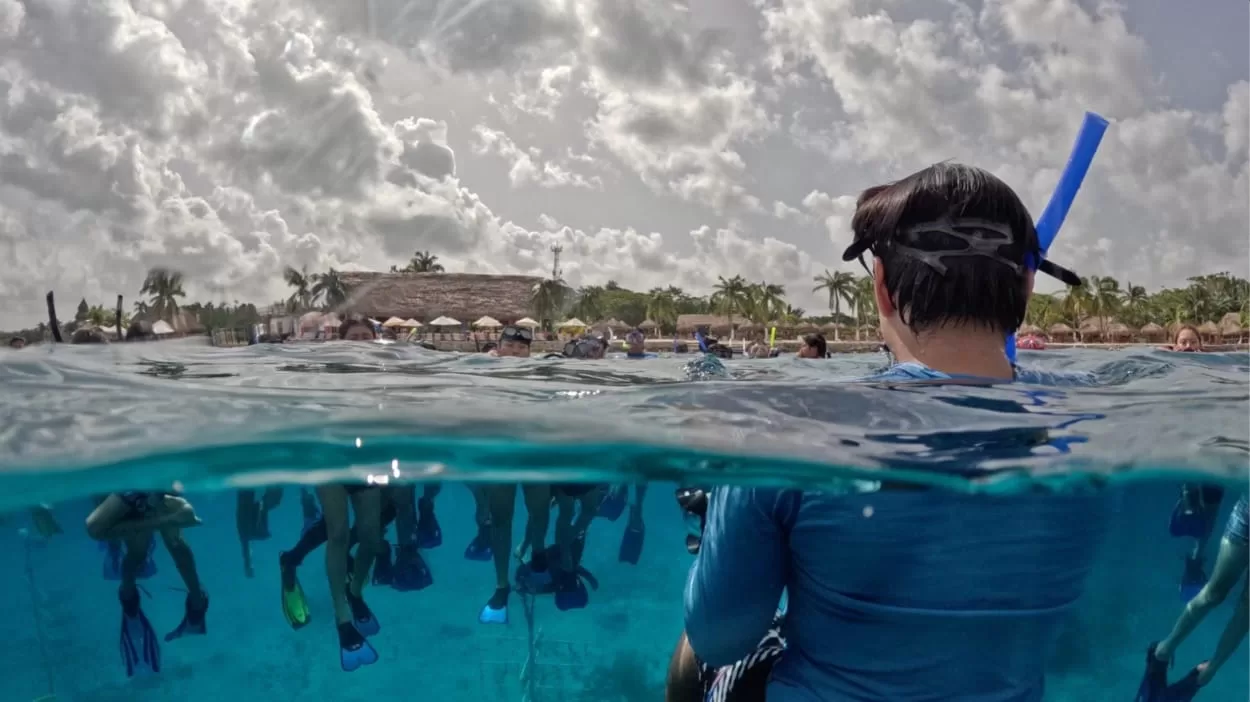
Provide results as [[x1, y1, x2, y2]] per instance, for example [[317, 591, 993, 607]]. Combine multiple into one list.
[[0, 341, 1247, 701]]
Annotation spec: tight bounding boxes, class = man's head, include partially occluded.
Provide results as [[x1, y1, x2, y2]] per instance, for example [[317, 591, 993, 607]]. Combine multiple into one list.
[[564, 332, 608, 359], [8, 336, 26, 349], [843, 162, 1079, 355], [625, 329, 646, 355], [497, 325, 533, 358], [338, 318, 376, 341], [798, 333, 827, 359]]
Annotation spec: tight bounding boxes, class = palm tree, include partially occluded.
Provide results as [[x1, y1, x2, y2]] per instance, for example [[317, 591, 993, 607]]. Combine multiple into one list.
[[812, 269, 856, 340], [571, 285, 606, 322], [531, 278, 570, 329], [312, 268, 349, 309], [750, 282, 787, 325], [133, 300, 151, 318], [1086, 275, 1121, 334], [1117, 282, 1149, 327], [283, 266, 314, 310], [140, 268, 186, 322], [709, 275, 750, 336], [851, 275, 877, 340], [393, 250, 445, 273], [644, 288, 678, 332]]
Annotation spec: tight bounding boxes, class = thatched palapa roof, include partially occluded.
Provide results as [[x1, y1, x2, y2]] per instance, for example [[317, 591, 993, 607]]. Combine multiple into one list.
[[1139, 322, 1166, 338], [638, 319, 658, 330], [340, 272, 541, 323], [1219, 312, 1243, 336], [676, 314, 734, 333]]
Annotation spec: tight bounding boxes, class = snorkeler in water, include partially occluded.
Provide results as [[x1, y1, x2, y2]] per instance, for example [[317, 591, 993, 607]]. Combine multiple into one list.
[[1169, 483, 1227, 601], [236, 487, 283, 577], [1140, 493, 1248, 701], [86, 491, 209, 677]]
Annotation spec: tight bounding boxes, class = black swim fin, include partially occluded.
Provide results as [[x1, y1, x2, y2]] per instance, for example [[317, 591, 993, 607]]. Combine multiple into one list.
[[120, 590, 161, 677]]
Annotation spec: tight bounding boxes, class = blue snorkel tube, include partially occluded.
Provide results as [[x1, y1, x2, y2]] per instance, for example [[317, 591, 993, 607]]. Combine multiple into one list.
[[694, 328, 710, 353], [1006, 112, 1109, 364]]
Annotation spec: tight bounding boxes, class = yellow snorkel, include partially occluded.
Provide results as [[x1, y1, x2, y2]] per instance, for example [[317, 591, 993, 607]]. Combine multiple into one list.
[[768, 327, 776, 350]]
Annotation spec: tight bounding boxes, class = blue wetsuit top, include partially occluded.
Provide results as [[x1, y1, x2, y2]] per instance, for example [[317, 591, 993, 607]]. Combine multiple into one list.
[[684, 362, 1107, 702]]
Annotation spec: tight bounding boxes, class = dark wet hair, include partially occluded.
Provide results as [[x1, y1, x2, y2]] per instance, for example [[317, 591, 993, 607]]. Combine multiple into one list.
[[70, 327, 106, 344], [480, 342, 497, 353], [338, 318, 375, 339], [8, 336, 25, 347], [802, 333, 828, 358], [847, 163, 1043, 335]]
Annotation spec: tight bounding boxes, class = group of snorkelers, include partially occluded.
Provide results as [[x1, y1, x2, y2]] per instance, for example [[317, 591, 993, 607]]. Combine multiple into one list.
[[12, 159, 1246, 700]]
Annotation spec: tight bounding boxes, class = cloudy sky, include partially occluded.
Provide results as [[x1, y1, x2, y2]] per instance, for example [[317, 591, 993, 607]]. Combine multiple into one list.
[[0, 0, 1246, 329]]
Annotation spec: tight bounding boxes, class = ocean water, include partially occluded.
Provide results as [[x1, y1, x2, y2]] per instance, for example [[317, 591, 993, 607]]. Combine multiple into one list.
[[0, 340, 1247, 702]]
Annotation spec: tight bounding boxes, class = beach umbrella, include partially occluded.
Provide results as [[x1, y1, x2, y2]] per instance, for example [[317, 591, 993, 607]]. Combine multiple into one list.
[[429, 316, 460, 326], [473, 316, 502, 328], [151, 320, 176, 336], [1219, 312, 1242, 338], [558, 318, 587, 329], [1139, 322, 1166, 339], [515, 317, 539, 328], [382, 316, 407, 328], [404, 319, 422, 328]]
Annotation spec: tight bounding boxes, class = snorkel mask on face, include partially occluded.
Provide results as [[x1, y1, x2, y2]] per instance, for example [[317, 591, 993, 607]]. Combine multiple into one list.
[[564, 333, 608, 359]]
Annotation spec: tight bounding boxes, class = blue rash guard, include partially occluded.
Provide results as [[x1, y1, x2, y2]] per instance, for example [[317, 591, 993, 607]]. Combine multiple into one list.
[[684, 362, 1107, 702]]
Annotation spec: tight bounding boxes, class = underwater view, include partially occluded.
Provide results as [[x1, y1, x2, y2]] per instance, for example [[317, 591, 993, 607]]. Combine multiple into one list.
[[0, 341, 1247, 702]]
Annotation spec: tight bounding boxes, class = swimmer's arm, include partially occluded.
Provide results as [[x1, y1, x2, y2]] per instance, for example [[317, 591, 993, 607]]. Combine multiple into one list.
[[683, 486, 789, 667]]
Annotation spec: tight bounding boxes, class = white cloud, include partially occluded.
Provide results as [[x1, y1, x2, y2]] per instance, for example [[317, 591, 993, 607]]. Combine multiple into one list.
[[0, 0, 1245, 328]]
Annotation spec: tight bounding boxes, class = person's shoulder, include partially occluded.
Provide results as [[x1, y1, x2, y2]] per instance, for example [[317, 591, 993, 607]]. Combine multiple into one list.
[[859, 362, 951, 382]]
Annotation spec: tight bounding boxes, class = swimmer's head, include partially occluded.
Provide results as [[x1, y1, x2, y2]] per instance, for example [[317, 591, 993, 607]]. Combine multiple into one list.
[[798, 333, 827, 359], [1173, 325, 1202, 352], [497, 325, 533, 358], [842, 162, 1080, 351], [564, 333, 608, 359], [338, 318, 376, 341], [8, 336, 26, 349], [625, 329, 646, 354]]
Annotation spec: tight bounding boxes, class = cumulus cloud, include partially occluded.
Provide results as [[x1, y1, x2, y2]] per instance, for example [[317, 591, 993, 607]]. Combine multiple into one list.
[[0, 0, 1245, 328]]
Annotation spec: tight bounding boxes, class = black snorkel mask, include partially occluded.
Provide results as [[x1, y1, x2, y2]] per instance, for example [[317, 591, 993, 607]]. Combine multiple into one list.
[[675, 486, 709, 555]]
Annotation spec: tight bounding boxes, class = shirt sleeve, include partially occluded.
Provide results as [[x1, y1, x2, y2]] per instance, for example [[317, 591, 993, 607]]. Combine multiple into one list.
[[683, 486, 790, 667]]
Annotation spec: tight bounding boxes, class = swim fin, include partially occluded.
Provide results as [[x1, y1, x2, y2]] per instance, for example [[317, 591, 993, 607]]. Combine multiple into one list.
[[554, 571, 589, 611], [371, 541, 394, 587], [619, 519, 645, 565], [417, 498, 442, 549], [392, 545, 433, 592], [464, 524, 492, 561], [280, 552, 311, 630], [1169, 498, 1208, 539], [1180, 556, 1206, 602], [120, 590, 161, 678], [165, 593, 209, 642], [598, 488, 626, 522], [1135, 643, 1169, 702], [478, 588, 509, 625], [346, 589, 380, 637], [338, 622, 379, 672], [1161, 666, 1203, 702]]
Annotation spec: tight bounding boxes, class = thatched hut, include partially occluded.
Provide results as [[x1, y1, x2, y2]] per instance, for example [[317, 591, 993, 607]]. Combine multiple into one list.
[[638, 319, 659, 336], [1019, 323, 1043, 336], [1105, 322, 1134, 341], [1139, 322, 1166, 341], [339, 272, 541, 324], [1198, 321, 1221, 341], [1048, 323, 1075, 341], [1078, 318, 1106, 341], [676, 314, 734, 335], [1219, 312, 1243, 339]]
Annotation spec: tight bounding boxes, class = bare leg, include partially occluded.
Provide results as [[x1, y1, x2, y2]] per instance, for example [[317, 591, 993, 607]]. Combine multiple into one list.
[[236, 490, 256, 577], [470, 485, 490, 527], [119, 532, 155, 599], [86, 494, 199, 540], [391, 485, 416, 549], [320, 485, 353, 625], [1157, 537, 1250, 661], [486, 484, 517, 590], [349, 489, 383, 597], [665, 632, 705, 702], [522, 485, 552, 560], [160, 526, 207, 602], [1197, 582, 1249, 686]]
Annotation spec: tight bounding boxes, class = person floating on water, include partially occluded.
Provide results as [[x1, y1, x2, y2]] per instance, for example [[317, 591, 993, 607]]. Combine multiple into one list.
[[797, 333, 828, 359], [1139, 492, 1248, 701], [679, 162, 1104, 702], [85, 490, 209, 677]]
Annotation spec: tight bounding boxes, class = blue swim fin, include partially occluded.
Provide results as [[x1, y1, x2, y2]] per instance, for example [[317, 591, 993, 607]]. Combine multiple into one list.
[[338, 622, 379, 672], [478, 588, 509, 625], [346, 590, 380, 637], [392, 545, 433, 592], [619, 520, 645, 565], [598, 488, 626, 522], [120, 591, 161, 678]]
